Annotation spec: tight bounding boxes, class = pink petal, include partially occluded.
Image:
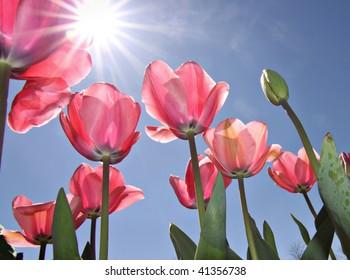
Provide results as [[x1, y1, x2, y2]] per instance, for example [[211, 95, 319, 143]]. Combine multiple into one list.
[[8, 78, 72, 133], [109, 185, 144, 214], [198, 81, 229, 128], [268, 167, 297, 193], [8, 0, 73, 68], [169, 176, 196, 209], [142, 60, 182, 127], [212, 118, 256, 172], [17, 44, 92, 86], [1, 229, 39, 247], [145, 126, 178, 143], [175, 61, 216, 120]]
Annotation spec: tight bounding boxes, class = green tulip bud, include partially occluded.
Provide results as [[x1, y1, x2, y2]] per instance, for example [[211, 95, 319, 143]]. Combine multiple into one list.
[[260, 69, 289, 106]]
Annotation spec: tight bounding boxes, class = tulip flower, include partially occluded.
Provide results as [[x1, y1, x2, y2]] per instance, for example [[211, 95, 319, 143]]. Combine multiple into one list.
[[142, 60, 229, 143], [268, 147, 319, 194], [69, 163, 144, 260], [203, 118, 282, 179], [69, 163, 144, 218], [170, 155, 231, 209], [203, 118, 281, 259], [60, 83, 141, 164], [0, 0, 92, 164], [0, 194, 85, 259]]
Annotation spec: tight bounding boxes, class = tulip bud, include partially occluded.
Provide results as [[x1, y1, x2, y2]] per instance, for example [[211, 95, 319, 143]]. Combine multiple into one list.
[[260, 69, 289, 106]]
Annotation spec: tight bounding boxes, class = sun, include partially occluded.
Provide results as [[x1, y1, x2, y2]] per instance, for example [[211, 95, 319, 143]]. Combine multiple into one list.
[[74, 0, 122, 48]]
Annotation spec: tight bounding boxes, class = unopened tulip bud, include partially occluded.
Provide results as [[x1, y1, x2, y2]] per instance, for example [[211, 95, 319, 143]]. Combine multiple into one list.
[[260, 69, 289, 106]]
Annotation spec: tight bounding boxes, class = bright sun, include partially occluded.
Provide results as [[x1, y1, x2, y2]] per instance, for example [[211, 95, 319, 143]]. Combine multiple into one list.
[[74, 0, 121, 48]]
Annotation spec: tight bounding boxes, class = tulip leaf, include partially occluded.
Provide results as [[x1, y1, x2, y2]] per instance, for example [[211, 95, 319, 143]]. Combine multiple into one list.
[[169, 223, 197, 260], [291, 214, 311, 245], [301, 206, 334, 260], [226, 242, 242, 260], [263, 220, 279, 257], [247, 217, 279, 260], [52, 188, 80, 260], [195, 173, 226, 260], [318, 133, 350, 258], [81, 242, 93, 260]]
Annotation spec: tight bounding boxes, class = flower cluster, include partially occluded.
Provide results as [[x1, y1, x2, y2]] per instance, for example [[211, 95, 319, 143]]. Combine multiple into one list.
[[0, 1, 349, 261]]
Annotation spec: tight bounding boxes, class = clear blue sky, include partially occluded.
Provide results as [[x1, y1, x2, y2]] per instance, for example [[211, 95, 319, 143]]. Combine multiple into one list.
[[1, 0, 349, 260]]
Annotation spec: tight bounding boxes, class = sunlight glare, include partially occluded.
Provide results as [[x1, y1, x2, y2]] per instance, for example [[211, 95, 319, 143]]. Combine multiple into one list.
[[75, 0, 121, 48]]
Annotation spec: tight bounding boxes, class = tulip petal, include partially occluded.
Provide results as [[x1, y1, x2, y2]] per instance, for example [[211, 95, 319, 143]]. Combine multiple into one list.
[[8, 0, 72, 69], [198, 81, 229, 128], [145, 126, 177, 143], [1, 229, 39, 247], [17, 44, 92, 86], [8, 78, 71, 133], [169, 176, 196, 209], [109, 185, 144, 214]]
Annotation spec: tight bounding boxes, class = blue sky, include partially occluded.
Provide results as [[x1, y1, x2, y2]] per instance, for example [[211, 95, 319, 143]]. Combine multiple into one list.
[[1, 0, 350, 260]]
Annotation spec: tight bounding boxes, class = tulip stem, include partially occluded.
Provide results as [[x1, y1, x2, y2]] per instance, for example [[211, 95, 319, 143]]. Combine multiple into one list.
[[0, 62, 11, 169], [302, 192, 317, 219], [280, 99, 319, 176], [187, 131, 205, 229], [99, 155, 110, 260], [302, 192, 337, 260], [90, 217, 97, 260], [238, 176, 258, 260], [39, 241, 47, 260]]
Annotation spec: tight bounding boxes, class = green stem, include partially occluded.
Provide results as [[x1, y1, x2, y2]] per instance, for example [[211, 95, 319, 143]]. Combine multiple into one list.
[[302, 192, 317, 219], [187, 131, 205, 229], [0, 62, 11, 169], [90, 217, 97, 260], [238, 176, 258, 260], [280, 99, 319, 176], [302, 192, 336, 260], [38, 241, 47, 260], [99, 155, 110, 260]]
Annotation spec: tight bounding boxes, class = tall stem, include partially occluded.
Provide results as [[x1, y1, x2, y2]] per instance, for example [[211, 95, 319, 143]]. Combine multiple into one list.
[[0, 62, 11, 169], [302, 192, 317, 219], [187, 131, 205, 229], [280, 99, 319, 176], [238, 176, 258, 260], [99, 155, 110, 260], [90, 217, 97, 260], [38, 241, 47, 260]]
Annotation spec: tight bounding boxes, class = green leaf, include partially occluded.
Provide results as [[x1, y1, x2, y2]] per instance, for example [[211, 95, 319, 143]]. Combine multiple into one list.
[[81, 242, 93, 260], [301, 206, 334, 260], [169, 223, 197, 260], [226, 242, 242, 260], [291, 214, 311, 245], [263, 220, 279, 257], [195, 173, 226, 260], [247, 217, 279, 260], [318, 133, 350, 258], [52, 188, 80, 260]]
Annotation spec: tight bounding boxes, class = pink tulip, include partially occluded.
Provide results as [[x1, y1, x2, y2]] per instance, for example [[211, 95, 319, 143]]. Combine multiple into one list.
[[142, 60, 229, 143], [69, 163, 144, 217], [170, 155, 232, 209], [268, 147, 319, 193], [1, 0, 81, 71], [0, 194, 85, 247], [60, 83, 141, 164], [2, 0, 92, 133], [203, 118, 282, 179]]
